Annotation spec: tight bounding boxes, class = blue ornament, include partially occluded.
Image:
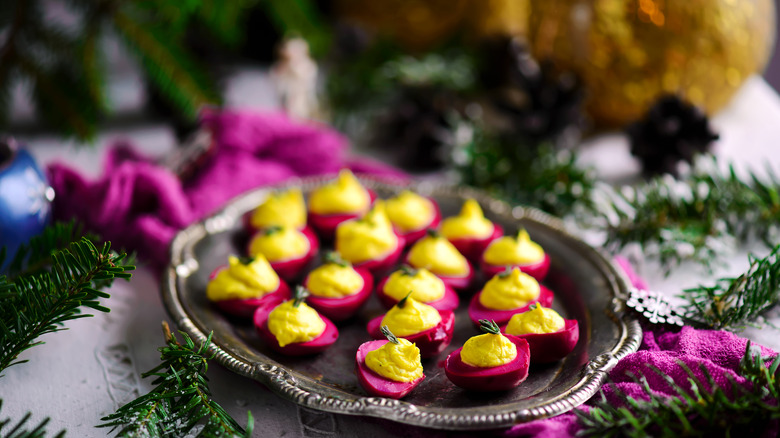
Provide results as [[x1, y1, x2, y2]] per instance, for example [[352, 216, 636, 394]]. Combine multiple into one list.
[[0, 139, 54, 271]]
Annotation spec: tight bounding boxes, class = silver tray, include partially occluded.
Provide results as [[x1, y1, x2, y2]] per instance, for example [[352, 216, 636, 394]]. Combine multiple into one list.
[[161, 176, 642, 431]]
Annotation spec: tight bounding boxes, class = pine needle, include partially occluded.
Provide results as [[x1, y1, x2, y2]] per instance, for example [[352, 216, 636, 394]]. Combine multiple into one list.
[[0, 400, 65, 438]]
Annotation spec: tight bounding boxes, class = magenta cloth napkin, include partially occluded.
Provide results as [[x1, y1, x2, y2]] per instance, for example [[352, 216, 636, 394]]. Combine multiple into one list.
[[504, 259, 777, 438], [46, 110, 406, 268]]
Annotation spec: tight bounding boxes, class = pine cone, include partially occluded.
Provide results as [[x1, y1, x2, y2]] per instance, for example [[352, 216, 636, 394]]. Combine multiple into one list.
[[484, 37, 584, 141], [379, 86, 457, 171], [627, 95, 719, 176], [331, 23, 372, 60]]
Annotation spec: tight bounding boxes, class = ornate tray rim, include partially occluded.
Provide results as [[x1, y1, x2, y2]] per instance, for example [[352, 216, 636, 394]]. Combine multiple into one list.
[[161, 176, 642, 431]]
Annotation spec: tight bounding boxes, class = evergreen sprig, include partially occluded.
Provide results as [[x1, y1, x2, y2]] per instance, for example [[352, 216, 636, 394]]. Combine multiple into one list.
[[98, 322, 253, 438], [0, 0, 255, 139], [589, 156, 780, 271], [576, 342, 780, 437], [457, 128, 596, 218], [0, 400, 64, 438], [325, 43, 477, 132], [681, 244, 780, 330], [0, 225, 134, 375], [4, 221, 88, 277], [259, 0, 331, 58]]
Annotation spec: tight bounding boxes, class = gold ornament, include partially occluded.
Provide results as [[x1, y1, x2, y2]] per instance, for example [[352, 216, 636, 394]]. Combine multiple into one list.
[[526, 0, 776, 127], [335, 0, 528, 51], [466, 0, 530, 41]]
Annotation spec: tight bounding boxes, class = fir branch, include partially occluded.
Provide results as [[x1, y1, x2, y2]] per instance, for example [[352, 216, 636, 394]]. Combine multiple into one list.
[[0, 237, 134, 375], [78, 8, 108, 114], [260, 0, 331, 58], [576, 342, 780, 437], [588, 156, 780, 271], [681, 244, 780, 330], [0, 400, 64, 438], [113, 8, 219, 119], [324, 42, 474, 131], [457, 128, 596, 218], [1, 0, 240, 139], [4, 221, 84, 277], [17, 50, 98, 140], [98, 322, 253, 438], [193, 0, 255, 48]]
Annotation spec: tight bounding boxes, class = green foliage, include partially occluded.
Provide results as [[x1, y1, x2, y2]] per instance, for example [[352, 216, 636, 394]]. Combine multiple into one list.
[[112, 9, 219, 120], [260, 0, 331, 58], [0, 0, 255, 140], [0, 400, 64, 438], [0, 222, 134, 375], [98, 323, 253, 438], [577, 342, 780, 437], [0, 0, 101, 138], [681, 244, 780, 330], [457, 129, 596, 218], [325, 43, 478, 131], [589, 156, 780, 271]]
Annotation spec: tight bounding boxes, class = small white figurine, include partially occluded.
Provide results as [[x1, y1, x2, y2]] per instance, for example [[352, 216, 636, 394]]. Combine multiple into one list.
[[272, 38, 320, 121]]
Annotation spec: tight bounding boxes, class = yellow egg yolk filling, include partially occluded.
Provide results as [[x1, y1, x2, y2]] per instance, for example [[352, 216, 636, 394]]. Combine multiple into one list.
[[307, 263, 364, 298], [381, 297, 442, 337], [336, 202, 398, 264], [365, 338, 423, 383], [248, 227, 310, 262], [385, 190, 434, 232], [308, 169, 370, 215], [479, 268, 541, 310], [460, 333, 518, 368], [505, 305, 565, 335], [267, 300, 326, 347], [440, 199, 493, 240], [407, 234, 469, 276], [206, 255, 280, 301], [250, 188, 306, 230], [483, 229, 544, 266], [384, 268, 445, 303]]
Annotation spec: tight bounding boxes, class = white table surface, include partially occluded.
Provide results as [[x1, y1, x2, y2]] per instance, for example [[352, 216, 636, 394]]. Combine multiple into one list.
[[3, 71, 780, 437]]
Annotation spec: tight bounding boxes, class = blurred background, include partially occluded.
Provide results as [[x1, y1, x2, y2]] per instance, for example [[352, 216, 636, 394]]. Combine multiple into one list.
[[0, 0, 778, 201], [2, 0, 776, 148]]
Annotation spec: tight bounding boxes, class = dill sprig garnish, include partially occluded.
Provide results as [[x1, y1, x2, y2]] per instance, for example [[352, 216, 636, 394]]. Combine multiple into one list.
[[381, 326, 400, 345], [478, 319, 501, 335]]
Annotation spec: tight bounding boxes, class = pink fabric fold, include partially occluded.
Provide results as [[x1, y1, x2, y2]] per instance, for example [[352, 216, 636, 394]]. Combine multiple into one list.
[[47, 110, 406, 268]]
